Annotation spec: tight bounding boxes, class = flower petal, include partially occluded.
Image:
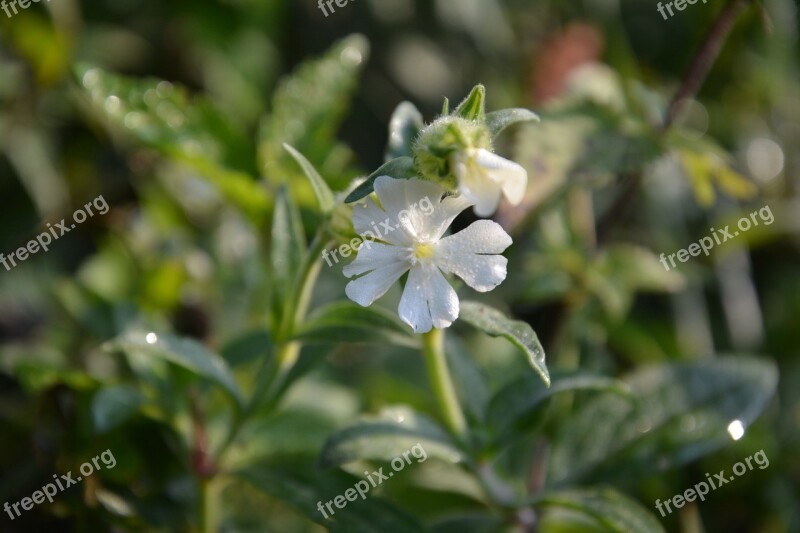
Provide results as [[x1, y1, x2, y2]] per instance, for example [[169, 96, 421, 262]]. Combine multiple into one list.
[[374, 176, 451, 241], [436, 220, 512, 292], [474, 148, 528, 206], [343, 242, 409, 278], [351, 190, 411, 247], [345, 260, 409, 307], [454, 155, 503, 217], [398, 263, 459, 333]]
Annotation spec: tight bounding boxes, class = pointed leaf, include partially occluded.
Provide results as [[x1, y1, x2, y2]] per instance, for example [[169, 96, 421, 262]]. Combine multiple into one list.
[[271, 186, 306, 304], [236, 466, 427, 532], [488, 374, 630, 444], [319, 406, 465, 469], [459, 301, 550, 386], [283, 143, 335, 213], [259, 35, 369, 185], [105, 330, 244, 407], [536, 488, 665, 533], [485, 108, 540, 138], [76, 65, 267, 221], [453, 85, 486, 121], [344, 156, 417, 203], [548, 357, 778, 485]]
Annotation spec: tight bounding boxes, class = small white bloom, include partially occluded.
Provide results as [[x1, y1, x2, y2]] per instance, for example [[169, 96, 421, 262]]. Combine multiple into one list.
[[452, 148, 528, 217], [344, 176, 512, 333]]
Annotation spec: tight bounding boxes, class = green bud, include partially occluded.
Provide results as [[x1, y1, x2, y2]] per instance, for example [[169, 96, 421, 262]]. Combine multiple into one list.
[[413, 116, 492, 189]]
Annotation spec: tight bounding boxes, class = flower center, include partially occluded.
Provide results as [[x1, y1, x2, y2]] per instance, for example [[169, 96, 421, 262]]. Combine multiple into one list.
[[414, 242, 435, 261]]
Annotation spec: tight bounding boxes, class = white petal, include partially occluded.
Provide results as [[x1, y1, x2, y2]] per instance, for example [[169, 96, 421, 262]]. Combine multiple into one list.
[[374, 176, 449, 241], [423, 194, 474, 241], [345, 261, 409, 307], [343, 242, 409, 278], [454, 155, 503, 217], [436, 220, 511, 292], [474, 148, 528, 206], [398, 263, 459, 333], [351, 188, 411, 247]]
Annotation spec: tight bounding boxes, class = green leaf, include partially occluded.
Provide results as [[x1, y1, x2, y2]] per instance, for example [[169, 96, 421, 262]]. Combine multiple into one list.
[[91, 385, 146, 433], [459, 301, 550, 387], [536, 488, 665, 533], [220, 328, 273, 368], [386, 102, 424, 160], [105, 330, 244, 407], [271, 186, 306, 305], [259, 34, 369, 186], [236, 466, 427, 532], [548, 357, 778, 485], [344, 156, 417, 203], [485, 108, 540, 138], [319, 406, 465, 469], [488, 374, 630, 444], [294, 302, 419, 349], [453, 84, 486, 121], [76, 65, 268, 221], [283, 143, 335, 213]]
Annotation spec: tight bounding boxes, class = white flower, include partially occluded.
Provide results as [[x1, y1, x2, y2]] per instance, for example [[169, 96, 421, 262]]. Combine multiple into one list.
[[451, 148, 528, 217], [344, 177, 513, 333]]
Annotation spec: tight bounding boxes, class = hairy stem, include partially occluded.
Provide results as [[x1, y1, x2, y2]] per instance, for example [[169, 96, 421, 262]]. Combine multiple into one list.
[[421, 328, 467, 439]]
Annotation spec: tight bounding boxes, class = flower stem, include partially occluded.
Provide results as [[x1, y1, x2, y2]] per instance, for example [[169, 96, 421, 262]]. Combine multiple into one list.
[[198, 478, 216, 533], [421, 328, 467, 439]]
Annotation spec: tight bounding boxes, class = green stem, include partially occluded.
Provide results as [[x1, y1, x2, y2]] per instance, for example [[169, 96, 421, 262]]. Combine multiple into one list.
[[215, 233, 331, 461], [198, 478, 216, 533], [421, 328, 467, 439]]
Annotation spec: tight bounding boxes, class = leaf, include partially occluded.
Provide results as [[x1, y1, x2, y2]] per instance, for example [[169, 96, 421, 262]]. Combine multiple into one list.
[[92, 385, 146, 433], [105, 330, 244, 407], [386, 102, 425, 160], [344, 156, 417, 203], [283, 143, 335, 213], [220, 328, 273, 368], [547, 357, 778, 485], [319, 406, 465, 469], [459, 301, 550, 387], [452, 84, 486, 121], [259, 34, 369, 186], [536, 488, 665, 533], [487, 374, 630, 444], [294, 302, 419, 349], [485, 108, 540, 138], [236, 466, 427, 533], [271, 186, 306, 304], [588, 244, 685, 320], [76, 65, 268, 221]]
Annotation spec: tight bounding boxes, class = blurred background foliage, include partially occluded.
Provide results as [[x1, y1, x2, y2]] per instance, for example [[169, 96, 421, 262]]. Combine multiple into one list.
[[0, 0, 798, 531]]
